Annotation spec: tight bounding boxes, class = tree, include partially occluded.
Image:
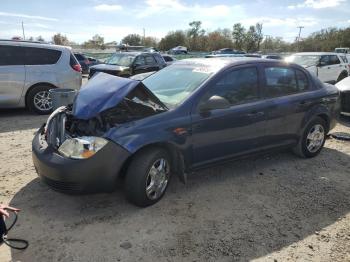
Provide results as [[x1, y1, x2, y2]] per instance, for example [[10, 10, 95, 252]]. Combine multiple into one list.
[[121, 34, 142, 46], [255, 23, 264, 51], [144, 36, 158, 47], [207, 30, 233, 51], [82, 34, 105, 49], [158, 30, 187, 51], [52, 33, 69, 45], [187, 21, 205, 51], [245, 26, 257, 52], [232, 23, 246, 50]]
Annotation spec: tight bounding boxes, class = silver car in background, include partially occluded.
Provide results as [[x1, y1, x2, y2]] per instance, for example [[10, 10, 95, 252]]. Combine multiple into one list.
[[0, 40, 82, 114]]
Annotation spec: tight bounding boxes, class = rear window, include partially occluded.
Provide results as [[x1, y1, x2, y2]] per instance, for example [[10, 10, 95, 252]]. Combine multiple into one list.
[[74, 54, 85, 60], [264, 67, 309, 97], [70, 53, 79, 67], [24, 47, 62, 65], [0, 45, 25, 65], [163, 56, 172, 62], [145, 55, 156, 65]]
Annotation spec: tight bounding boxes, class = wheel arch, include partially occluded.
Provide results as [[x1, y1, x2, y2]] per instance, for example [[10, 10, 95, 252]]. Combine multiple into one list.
[[25, 82, 57, 108], [120, 142, 188, 184]]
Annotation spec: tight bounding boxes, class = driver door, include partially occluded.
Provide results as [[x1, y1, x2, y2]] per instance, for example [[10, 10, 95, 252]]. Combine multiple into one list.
[[132, 55, 147, 75], [190, 66, 268, 167]]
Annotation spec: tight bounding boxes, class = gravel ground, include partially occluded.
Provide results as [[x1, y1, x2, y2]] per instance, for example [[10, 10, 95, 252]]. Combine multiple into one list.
[[0, 108, 349, 262]]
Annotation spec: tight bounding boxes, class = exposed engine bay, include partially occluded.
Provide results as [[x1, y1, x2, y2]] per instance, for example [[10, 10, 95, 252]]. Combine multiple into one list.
[[44, 83, 168, 149]]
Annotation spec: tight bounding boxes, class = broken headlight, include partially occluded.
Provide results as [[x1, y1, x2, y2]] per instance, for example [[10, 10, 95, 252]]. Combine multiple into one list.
[[58, 136, 108, 159]]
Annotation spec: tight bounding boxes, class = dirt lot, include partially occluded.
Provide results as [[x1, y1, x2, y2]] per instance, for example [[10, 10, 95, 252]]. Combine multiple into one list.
[[0, 108, 349, 262]]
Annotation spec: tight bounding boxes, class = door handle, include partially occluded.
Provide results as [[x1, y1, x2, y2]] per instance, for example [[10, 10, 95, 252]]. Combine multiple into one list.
[[246, 111, 264, 117]]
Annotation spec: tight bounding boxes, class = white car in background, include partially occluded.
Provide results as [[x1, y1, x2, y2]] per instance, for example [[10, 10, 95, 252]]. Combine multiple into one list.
[[285, 52, 349, 84], [335, 76, 350, 115], [0, 40, 82, 114]]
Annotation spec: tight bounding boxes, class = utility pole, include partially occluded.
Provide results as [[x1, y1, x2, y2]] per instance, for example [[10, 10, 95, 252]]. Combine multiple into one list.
[[143, 28, 145, 45], [21, 21, 25, 40], [297, 26, 304, 51]]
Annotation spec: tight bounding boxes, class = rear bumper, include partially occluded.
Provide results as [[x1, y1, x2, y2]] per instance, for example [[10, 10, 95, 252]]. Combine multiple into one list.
[[32, 128, 131, 194]]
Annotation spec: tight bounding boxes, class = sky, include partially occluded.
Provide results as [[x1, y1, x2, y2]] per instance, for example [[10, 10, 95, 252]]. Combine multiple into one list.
[[0, 0, 350, 44]]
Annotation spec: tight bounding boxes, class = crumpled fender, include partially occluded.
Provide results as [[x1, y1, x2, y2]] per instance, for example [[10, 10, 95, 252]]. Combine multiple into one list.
[[72, 73, 140, 120]]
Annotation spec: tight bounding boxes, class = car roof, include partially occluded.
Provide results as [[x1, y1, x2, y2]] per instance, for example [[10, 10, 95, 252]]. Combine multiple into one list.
[[173, 57, 294, 73], [113, 51, 157, 56], [293, 52, 341, 56], [0, 40, 71, 51]]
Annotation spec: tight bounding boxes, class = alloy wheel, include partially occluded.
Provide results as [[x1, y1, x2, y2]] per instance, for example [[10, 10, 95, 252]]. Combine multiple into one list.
[[306, 124, 325, 153], [33, 91, 52, 111], [145, 158, 170, 200]]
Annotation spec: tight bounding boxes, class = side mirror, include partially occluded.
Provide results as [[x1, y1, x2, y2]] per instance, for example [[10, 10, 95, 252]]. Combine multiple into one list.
[[199, 95, 230, 111]]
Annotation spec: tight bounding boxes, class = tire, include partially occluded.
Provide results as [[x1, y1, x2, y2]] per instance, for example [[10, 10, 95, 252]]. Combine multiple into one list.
[[26, 85, 54, 114], [293, 117, 327, 158], [337, 71, 348, 83], [125, 147, 172, 207]]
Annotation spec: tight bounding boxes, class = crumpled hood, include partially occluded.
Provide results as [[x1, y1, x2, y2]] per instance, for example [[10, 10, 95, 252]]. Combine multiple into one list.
[[73, 73, 141, 120]]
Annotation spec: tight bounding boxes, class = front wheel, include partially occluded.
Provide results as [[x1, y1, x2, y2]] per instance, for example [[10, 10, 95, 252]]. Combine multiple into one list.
[[125, 148, 171, 207], [293, 117, 327, 158]]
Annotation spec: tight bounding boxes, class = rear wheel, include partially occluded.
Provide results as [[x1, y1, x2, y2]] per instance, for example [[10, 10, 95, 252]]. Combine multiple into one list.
[[125, 148, 171, 207], [293, 117, 327, 158], [27, 85, 53, 114]]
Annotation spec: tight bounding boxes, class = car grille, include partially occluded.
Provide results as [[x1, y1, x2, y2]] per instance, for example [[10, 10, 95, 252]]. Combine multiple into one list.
[[41, 176, 83, 193]]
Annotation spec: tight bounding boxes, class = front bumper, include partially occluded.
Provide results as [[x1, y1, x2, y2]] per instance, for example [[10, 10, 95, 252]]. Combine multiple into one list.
[[32, 128, 131, 194]]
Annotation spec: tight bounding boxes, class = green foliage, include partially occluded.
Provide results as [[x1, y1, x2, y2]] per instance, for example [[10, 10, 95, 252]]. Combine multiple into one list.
[[82, 34, 105, 49], [52, 33, 69, 46], [121, 34, 142, 46]]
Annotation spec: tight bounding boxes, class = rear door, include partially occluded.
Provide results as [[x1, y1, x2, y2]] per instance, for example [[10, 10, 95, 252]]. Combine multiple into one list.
[[0, 45, 25, 107], [261, 65, 314, 148], [191, 66, 268, 166], [144, 55, 160, 72]]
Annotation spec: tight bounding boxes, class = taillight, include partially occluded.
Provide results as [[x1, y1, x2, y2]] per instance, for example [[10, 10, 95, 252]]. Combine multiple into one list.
[[72, 64, 82, 72]]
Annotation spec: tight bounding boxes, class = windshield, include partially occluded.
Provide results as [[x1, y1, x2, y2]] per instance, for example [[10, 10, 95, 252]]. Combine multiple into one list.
[[286, 55, 320, 67], [142, 65, 213, 107], [106, 53, 135, 67]]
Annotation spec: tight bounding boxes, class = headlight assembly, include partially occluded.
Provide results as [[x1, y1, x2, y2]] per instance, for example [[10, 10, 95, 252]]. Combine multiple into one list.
[[58, 136, 108, 159]]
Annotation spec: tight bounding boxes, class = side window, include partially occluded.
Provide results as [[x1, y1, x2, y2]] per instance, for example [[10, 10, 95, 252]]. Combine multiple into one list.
[[134, 56, 145, 66], [0, 45, 25, 66], [330, 55, 340, 65], [264, 67, 298, 97], [207, 67, 259, 106], [295, 69, 309, 91], [320, 55, 330, 66], [145, 55, 156, 65], [163, 56, 172, 62], [154, 54, 165, 65], [340, 56, 348, 63], [24, 47, 61, 65]]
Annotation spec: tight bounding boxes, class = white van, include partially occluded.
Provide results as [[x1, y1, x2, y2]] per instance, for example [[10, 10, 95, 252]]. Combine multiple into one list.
[[0, 40, 82, 114]]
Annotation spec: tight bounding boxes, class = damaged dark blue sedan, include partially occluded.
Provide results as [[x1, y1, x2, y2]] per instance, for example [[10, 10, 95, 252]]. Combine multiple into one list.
[[32, 58, 340, 206]]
